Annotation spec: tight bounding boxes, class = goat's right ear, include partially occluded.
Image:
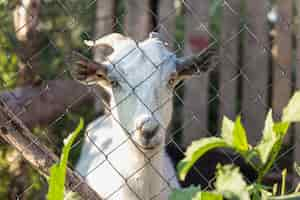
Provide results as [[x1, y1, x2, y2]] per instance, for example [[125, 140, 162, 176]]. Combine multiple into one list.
[[83, 33, 129, 60]]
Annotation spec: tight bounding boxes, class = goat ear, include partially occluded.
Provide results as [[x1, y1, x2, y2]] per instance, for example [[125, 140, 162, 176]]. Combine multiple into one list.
[[84, 41, 114, 58], [71, 52, 109, 85], [84, 33, 129, 57], [175, 47, 217, 79]]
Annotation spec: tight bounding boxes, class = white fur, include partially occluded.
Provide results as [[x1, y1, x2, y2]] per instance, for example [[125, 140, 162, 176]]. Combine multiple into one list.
[[76, 36, 180, 200]]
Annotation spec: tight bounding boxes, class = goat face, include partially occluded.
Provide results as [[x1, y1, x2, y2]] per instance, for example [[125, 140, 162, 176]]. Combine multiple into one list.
[[73, 32, 215, 150]]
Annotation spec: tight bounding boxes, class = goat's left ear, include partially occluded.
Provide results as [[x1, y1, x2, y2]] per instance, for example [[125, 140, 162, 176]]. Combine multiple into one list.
[[175, 47, 217, 80]]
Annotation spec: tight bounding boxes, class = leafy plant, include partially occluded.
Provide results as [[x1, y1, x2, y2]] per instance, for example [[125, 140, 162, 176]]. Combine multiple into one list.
[[46, 118, 84, 200], [171, 91, 300, 200]]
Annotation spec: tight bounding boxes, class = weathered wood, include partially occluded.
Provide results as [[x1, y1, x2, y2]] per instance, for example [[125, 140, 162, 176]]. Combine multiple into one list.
[[242, 0, 269, 144], [0, 101, 103, 200], [125, 0, 152, 41], [0, 80, 95, 129], [218, 0, 241, 125], [272, 0, 292, 144], [158, 0, 176, 50], [182, 0, 210, 147], [294, 0, 300, 187]]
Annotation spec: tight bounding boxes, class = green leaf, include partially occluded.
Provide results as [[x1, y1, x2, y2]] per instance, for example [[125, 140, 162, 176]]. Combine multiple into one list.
[[47, 118, 84, 200], [273, 122, 290, 137], [232, 116, 249, 152], [47, 165, 64, 200], [193, 191, 223, 200], [215, 164, 250, 200], [256, 110, 277, 164], [169, 187, 223, 200], [221, 116, 249, 152], [177, 137, 229, 181], [282, 91, 300, 122], [168, 186, 200, 200], [221, 116, 234, 144]]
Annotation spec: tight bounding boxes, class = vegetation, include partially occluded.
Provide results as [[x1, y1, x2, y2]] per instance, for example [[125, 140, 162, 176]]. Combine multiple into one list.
[[170, 91, 300, 200], [47, 118, 83, 200]]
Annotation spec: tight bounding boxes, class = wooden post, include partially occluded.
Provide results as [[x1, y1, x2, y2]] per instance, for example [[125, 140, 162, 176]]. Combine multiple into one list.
[[242, 0, 269, 144], [182, 0, 211, 147], [272, 0, 292, 143], [294, 0, 300, 186], [124, 0, 153, 41], [158, 0, 176, 50], [218, 0, 241, 125]]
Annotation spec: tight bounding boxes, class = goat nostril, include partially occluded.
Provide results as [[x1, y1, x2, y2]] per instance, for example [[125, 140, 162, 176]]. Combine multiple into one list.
[[140, 126, 159, 140], [136, 117, 159, 140]]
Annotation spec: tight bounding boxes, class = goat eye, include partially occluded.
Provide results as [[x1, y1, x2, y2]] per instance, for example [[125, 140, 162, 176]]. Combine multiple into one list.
[[168, 78, 176, 87], [96, 74, 103, 78]]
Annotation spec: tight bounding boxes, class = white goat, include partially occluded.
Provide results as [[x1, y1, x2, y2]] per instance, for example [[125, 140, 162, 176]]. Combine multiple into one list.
[[73, 32, 214, 200]]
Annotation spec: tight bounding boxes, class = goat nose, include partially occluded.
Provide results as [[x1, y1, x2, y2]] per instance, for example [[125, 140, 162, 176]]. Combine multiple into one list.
[[135, 116, 159, 140]]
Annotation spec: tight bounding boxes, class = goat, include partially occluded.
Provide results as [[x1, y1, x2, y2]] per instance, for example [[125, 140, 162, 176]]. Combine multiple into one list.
[[73, 32, 215, 200]]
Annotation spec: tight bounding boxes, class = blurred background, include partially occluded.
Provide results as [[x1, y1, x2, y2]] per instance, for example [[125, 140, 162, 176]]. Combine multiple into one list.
[[0, 0, 299, 199]]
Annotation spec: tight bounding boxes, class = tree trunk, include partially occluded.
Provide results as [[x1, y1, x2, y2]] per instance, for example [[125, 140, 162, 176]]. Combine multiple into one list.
[[242, 0, 269, 145], [182, 0, 211, 147], [0, 80, 94, 129], [218, 0, 241, 126], [13, 0, 42, 86], [125, 0, 153, 41]]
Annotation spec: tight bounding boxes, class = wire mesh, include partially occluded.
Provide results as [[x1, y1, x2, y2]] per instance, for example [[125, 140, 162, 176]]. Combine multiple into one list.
[[0, 0, 299, 199]]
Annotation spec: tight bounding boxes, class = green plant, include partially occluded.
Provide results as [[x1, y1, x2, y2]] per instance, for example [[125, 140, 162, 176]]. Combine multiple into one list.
[[170, 91, 300, 200], [46, 118, 84, 200]]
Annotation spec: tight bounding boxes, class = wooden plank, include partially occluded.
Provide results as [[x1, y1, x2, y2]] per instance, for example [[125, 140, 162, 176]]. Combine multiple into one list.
[[218, 0, 241, 125], [124, 0, 153, 41], [242, 0, 269, 144], [272, 0, 293, 144], [294, 0, 300, 186], [182, 0, 211, 147], [158, 0, 176, 50]]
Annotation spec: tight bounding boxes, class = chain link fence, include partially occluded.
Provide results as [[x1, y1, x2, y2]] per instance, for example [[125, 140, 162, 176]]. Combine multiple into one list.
[[0, 0, 299, 199]]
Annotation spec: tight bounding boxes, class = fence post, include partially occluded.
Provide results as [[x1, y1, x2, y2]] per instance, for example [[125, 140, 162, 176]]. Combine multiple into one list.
[[242, 0, 269, 144], [182, 0, 211, 147], [218, 0, 241, 127], [294, 0, 300, 186], [124, 0, 153, 41], [158, 0, 176, 50], [272, 0, 292, 143]]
